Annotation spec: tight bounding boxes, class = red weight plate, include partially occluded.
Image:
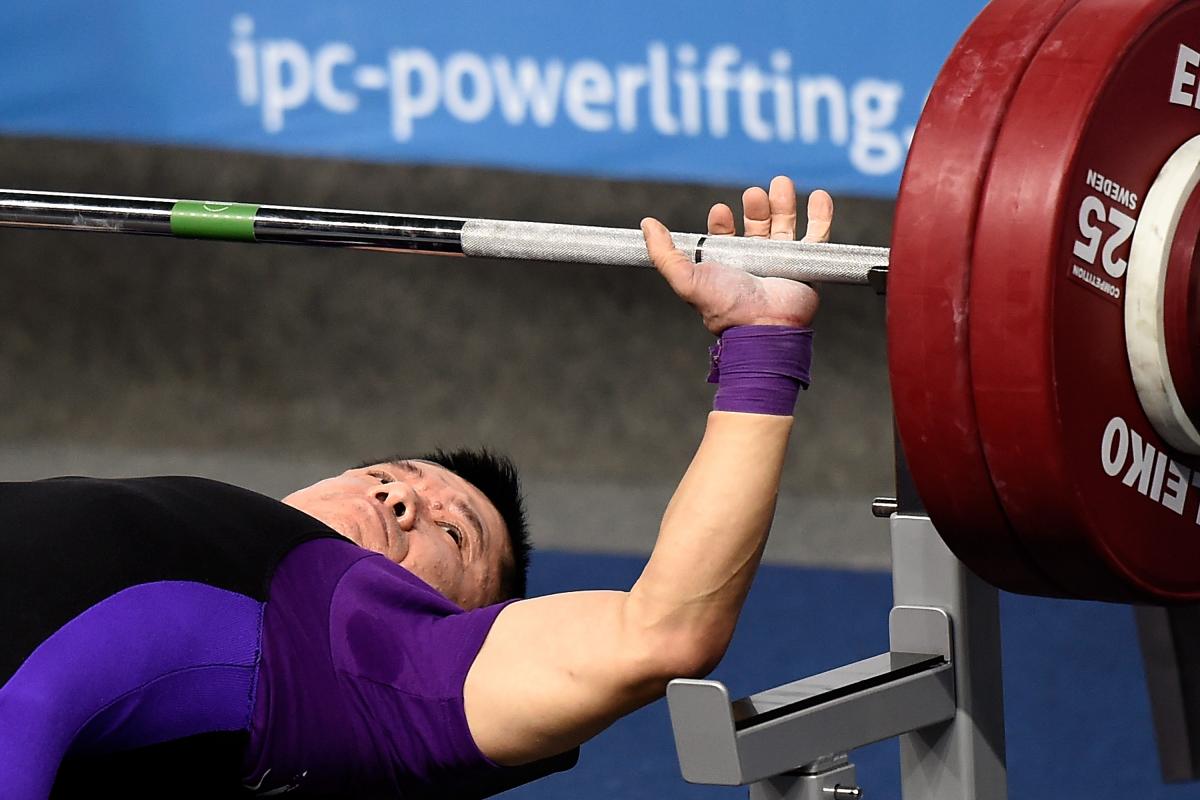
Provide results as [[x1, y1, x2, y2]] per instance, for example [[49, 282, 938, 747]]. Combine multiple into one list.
[[970, 0, 1200, 601], [889, 0, 1081, 594]]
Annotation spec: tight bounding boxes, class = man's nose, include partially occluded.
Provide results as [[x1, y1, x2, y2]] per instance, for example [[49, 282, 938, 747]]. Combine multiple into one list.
[[374, 482, 419, 530]]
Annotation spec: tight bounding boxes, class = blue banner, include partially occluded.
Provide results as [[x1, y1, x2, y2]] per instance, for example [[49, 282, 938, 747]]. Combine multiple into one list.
[[0, 2, 986, 197]]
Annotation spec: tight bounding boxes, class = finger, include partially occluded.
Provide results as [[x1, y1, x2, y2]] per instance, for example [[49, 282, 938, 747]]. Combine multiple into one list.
[[802, 189, 834, 244], [641, 217, 695, 297], [707, 203, 735, 236], [742, 186, 771, 238], [767, 176, 798, 241]]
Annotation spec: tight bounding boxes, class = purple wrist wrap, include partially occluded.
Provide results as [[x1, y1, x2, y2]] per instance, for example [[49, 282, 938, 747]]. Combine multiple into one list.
[[707, 325, 813, 415]]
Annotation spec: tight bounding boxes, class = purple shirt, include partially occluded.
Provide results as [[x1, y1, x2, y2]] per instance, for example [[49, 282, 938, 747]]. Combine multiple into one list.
[[1, 477, 574, 797], [244, 538, 518, 796]]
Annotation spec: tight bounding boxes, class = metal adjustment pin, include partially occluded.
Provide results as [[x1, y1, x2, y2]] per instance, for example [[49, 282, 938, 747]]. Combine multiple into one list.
[[823, 786, 864, 798], [870, 497, 898, 518]]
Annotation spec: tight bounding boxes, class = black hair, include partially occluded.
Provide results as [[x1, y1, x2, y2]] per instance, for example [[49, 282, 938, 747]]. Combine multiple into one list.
[[358, 448, 531, 602]]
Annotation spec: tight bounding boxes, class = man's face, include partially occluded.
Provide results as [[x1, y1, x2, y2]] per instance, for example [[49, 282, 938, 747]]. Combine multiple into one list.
[[282, 460, 511, 610]]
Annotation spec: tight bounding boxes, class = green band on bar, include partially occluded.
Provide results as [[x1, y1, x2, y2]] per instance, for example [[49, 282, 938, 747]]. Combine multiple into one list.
[[170, 200, 259, 241]]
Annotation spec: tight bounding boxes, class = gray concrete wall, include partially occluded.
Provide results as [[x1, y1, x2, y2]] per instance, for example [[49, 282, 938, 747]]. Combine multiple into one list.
[[0, 136, 896, 569]]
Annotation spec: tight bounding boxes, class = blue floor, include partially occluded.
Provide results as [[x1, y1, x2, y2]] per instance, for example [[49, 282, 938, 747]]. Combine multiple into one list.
[[498, 550, 1199, 799]]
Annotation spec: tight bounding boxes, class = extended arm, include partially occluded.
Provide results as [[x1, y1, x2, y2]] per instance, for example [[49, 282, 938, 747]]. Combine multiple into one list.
[[465, 179, 832, 765]]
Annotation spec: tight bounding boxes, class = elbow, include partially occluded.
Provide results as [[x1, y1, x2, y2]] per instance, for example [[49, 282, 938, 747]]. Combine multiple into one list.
[[618, 591, 737, 688], [634, 623, 733, 683], [675, 627, 732, 678], [620, 594, 737, 683]]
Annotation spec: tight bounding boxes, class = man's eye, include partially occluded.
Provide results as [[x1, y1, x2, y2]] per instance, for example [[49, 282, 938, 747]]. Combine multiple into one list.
[[368, 470, 392, 484], [440, 523, 462, 548]]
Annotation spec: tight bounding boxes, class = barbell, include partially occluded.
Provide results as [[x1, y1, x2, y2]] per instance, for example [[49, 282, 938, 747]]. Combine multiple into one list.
[[0, 192, 888, 285], [2, 0, 1198, 604]]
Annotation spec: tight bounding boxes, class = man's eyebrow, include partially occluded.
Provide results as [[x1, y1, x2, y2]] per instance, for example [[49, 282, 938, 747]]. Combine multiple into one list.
[[453, 499, 486, 551]]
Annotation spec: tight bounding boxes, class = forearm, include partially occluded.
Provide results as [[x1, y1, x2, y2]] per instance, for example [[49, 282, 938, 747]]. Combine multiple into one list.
[[627, 411, 792, 669]]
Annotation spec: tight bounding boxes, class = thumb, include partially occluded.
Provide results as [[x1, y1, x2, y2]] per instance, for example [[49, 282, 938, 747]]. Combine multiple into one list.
[[640, 217, 695, 298]]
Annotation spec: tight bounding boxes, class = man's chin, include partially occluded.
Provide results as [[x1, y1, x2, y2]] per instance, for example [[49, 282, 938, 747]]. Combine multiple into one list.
[[319, 512, 367, 548]]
